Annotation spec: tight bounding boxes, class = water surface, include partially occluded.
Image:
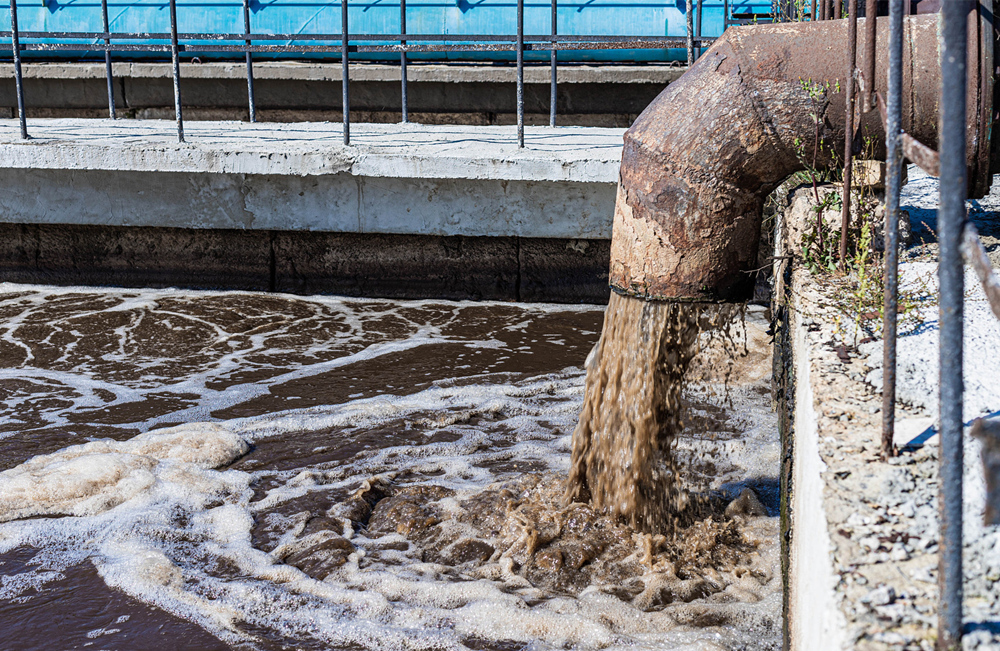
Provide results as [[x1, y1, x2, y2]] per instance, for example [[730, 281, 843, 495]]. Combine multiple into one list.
[[0, 285, 780, 650]]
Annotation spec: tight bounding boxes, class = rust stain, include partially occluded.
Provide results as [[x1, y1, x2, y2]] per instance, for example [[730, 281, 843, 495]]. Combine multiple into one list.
[[610, 14, 993, 301]]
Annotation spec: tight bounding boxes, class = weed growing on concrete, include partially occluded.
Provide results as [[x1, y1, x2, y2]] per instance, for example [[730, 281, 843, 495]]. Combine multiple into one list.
[[799, 177, 935, 342]]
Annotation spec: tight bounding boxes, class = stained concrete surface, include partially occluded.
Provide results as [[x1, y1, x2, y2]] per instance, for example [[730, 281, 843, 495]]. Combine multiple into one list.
[[0, 224, 611, 303], [0, 119, 623, 182], [0, 62, 685, 126], [0, 120, 619, 300], [780, 170, 1000, 649], [0, 120, 620, 238]]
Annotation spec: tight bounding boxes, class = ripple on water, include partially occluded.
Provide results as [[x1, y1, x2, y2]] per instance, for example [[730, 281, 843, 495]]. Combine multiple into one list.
[[0, 284, 780, 650]]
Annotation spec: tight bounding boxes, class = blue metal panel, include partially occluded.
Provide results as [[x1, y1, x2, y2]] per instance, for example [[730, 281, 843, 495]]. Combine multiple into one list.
[[0, 0, 769, 62]]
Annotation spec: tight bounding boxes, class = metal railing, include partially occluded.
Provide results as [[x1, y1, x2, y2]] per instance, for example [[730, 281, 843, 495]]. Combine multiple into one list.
[[1, 0, 716, 147], [868, 0, 1000, 646]]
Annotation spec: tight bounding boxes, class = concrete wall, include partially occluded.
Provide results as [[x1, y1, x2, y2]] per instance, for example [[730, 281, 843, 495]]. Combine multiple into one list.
[[0, 168, 615, 239], [0, 62, 684, 126], [0, 224, 611, 303], [788, 303, 849, 650]]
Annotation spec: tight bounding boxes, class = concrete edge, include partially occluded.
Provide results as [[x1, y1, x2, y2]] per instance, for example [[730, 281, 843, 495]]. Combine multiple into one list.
[[0, 61, 689, 85], [0, 123, 623, 182], [789, 296, 850, 651]]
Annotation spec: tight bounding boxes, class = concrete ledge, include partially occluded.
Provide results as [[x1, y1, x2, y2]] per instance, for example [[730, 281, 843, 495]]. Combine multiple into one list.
[[0, 61, 688, 85], [0, 120, 620, 238], [0, 62, 683, 126], [787, 275, 849, 651], [0, 120, 622, 182], [0, 223, 611, 303]]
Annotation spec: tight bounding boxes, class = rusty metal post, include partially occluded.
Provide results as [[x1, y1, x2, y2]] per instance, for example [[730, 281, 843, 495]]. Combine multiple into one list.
[[686, 0, 694, 65], [101, 0, 116, 119], [169, 0, 183, 143], [882, 0, 904, 460], [937, 0, 972, 647], [400, 0, 408, 123], [9, 0, 26, 139], [243, 0, 256, 123], [973, 418, 1000, 525], [862, 0, 877, 110], [811, 0, 818, 20], [840, 0, 858, 268], [516, 0, 524, 148], [834, 0, 842, 19], [342, 0, 350, 145], [696, 0, 703, 44], [550, 0, 556, 127]]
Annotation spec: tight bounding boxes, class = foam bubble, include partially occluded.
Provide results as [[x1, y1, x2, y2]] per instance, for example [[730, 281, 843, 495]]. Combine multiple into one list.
[[0, 423, 247, 522], [0, 286, 780, 650]]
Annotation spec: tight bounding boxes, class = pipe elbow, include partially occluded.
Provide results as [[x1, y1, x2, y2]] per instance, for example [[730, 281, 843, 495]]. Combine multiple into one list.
[[610, 14, 992, 301]]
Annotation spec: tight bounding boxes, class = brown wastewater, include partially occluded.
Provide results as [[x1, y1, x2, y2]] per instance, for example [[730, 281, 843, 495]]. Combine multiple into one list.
[[0, 284, 780, 650]]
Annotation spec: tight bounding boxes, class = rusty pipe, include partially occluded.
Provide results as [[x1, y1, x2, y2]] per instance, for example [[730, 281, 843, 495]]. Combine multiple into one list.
[[609, 14, 994, 301]]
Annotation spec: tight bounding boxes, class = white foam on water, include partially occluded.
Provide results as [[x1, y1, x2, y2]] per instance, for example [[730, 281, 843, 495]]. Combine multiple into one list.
[[0, 284, 780, 650]]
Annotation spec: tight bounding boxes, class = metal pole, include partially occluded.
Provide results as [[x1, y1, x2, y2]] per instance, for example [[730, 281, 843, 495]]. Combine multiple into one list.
[[862, 0, 876, 111], [834, 0, 841, 20], [9, 0, 26, 139], [342, 0, 350, 145], [881, 0, 904, 460], [696, 0, 703, 43], [400, 0, 407, 123], [811, 0, 817, 20], [516, 0, 524, 148], [724, 0, 729, 28], [839, 0, 858, 268], [937, 0, 971, 646], [169, 0, 183, 143], [686, 0, 694, 65], [550, 0, 556, 127], [101, 0, 116, 119], [243, 0, 256, 122]]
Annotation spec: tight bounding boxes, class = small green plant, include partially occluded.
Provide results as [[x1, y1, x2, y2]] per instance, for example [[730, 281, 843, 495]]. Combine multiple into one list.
[[800, 191, 842, 273]]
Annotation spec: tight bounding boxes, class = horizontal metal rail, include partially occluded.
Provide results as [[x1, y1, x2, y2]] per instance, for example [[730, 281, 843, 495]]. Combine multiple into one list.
[[2, 8, 714, 146], [0, 40, 703, 53], [0, 31, 708, 43]]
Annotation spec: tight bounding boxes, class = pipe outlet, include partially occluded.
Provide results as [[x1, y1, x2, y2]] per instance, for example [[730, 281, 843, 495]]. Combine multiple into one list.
[[610, 13, 994, 301]]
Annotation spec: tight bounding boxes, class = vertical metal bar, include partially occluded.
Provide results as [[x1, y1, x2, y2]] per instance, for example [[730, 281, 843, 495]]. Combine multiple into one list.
[[937, 0, 971, 647], [101, 0, 115, 119], [696, 0, 703, 43], [862, 0, 876, 111], [724, 0, 729, 29], [516, 0, 524, 148], [243, 0, 256, 122], [342, 0, 350, 145], [686, 0, 694, 65], [839, 0, 857, 268], [904, 0, 911, 16], [9, 0, 26, 139], [169, 0, 183, 142], [834, 0, 841, 20], [549, 0, 556, 127], [811, 0, 817, 20], [400, 0, 407, 123], [882, 0, 904, 460]]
